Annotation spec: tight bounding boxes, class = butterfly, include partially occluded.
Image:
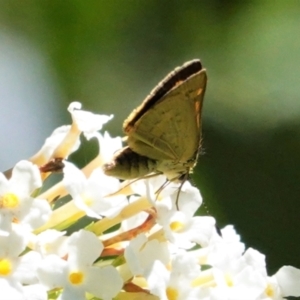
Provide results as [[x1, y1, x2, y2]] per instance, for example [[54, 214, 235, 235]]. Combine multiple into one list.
[[103, 59, 207, 189]]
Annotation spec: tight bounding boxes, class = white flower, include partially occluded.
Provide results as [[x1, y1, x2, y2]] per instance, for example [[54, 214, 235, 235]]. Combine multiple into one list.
[[271, 265, 300, 298], [0, 228, 42, 300], [209, 265, 266, 300], [63, 162, 127, 218], [194, 225, 246, 266], [37, 230, 123, 300], [145, 251, 202, 300], [157, 208, 216, 249], [33, 229, 68, 258], [192, 240, 268, 299], [68, 102, 113, 140], [243, 247, 267, 277], [0, 160, 51, 235], [32, 102, 113, 164], [169, 181, 203, 213], [149, 181, 214, 249], [37, 125, 80, 162], [124, 234, 170, 277]]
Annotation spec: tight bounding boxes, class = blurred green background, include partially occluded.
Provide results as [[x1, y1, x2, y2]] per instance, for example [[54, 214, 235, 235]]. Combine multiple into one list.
[[0, 1, 299, 275]]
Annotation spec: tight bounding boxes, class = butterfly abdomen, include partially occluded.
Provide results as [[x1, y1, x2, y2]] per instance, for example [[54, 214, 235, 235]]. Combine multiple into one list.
[[103, 146, 157, 180]]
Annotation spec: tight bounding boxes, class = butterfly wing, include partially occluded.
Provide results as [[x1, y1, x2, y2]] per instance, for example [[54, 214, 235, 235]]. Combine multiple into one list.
[[124, 61, 207, 162]]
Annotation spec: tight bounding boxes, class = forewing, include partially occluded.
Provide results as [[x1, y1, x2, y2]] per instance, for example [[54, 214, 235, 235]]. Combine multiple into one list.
[[125, 69, 207, 161], [124, 60, 203, 130]]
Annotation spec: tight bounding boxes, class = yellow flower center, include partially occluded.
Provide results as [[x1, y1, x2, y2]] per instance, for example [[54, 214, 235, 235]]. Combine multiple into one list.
[[169, 221, 184, 232], [265, 283, 274, 297], [69, 271, 84, 285], [0, 258, 12, 276], [83, 196, 93, 206], [225, 273, 234, 287], [0, 193, 20, 209], [166, 286, 178, 300]]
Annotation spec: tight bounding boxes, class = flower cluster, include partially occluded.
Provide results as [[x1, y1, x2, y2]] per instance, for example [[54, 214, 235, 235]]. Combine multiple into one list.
[[0, 102, 299, 300]]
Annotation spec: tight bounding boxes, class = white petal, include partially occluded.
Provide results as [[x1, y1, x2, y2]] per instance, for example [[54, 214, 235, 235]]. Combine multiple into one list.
[[85, 168, 128, 217], [97, 131, 123, 163], [35, 229, 68, 257], [173, 183, 202, 216], [87, 266, 123, 300], [0, 226, 27, 256], [189, 216, 216, 247], [59, 286, 85, 300], [20, 198, 52, 230], [0, 213, 13, 236], [23, 284, 47, 300], [243, 247, 267, 276], [88, 167, 121, 195], [121, 201, 149, 231], [40, 125, 80, 160], [145, 260, 169, 299], [68, 102, 113, 136], [275, 265, 300, 297], [72, 195, 102, 219], [10, 161, 42, 194], [67, 230, 104, 266], [15, 251, 42, 284], [140, 239, 170, 274], [37, 255, 67, 289], [0, 279, 25, 300], [124, 234, 148, 275], [63, 161, 87, 197], [68, 101, 82, 111]]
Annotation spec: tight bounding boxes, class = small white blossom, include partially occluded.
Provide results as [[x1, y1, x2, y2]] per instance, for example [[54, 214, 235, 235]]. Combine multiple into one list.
[[192, 240, 268, 299], [68, 102, 113, 139], [157, 207, 216, 249], [0, 228, 42, 299], [150, 181, 215, 249], [0, 160, 51, 235], [209, 266, 266, 300], [145, 251, 202, 300], [63, 162, 128, 218], [37, 230, 123, 300], [194, 225, 246, 266], [273, 265, 300, 298], [125, 234, 170, 277], [37, 125, 80, 161], [33, 229, 68, 258]]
